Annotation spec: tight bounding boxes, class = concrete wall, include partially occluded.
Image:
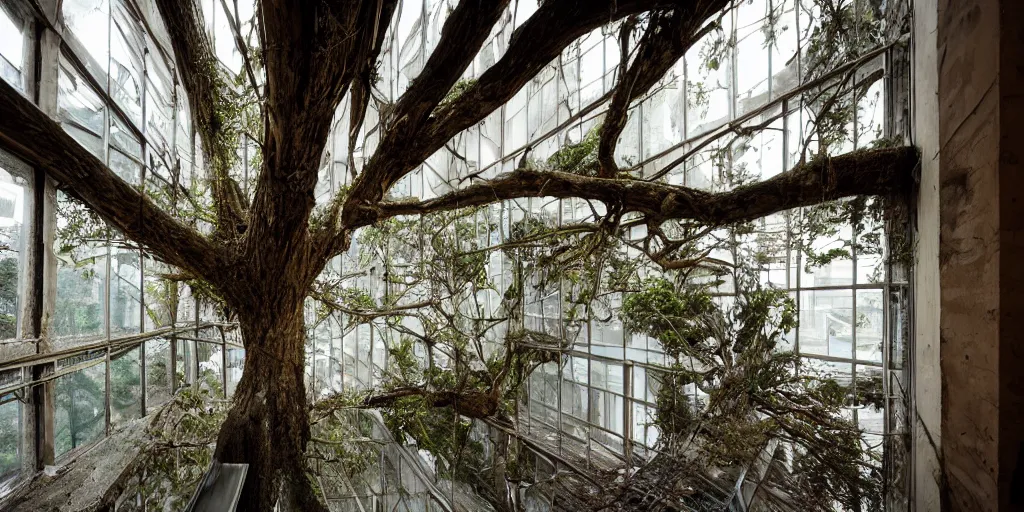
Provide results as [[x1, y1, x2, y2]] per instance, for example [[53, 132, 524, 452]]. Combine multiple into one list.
[[912, 0, 942, 508], [933, 0, 1024, 509]]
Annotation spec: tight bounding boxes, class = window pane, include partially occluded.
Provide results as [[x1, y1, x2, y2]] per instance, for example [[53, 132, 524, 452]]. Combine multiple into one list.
[[145, 48, 175, 206], [0, 155, 31, 341], [856, 365, 885, 459], [798, 289, 853, 358], [0, 397, 20, 486], [55, 362, 107, 457], [0, 6, 27, 92], [197, 341, 223, 396], [110, 0, 144, 126], [54, 194, 107, 341], [110, 246, 141, 335], [110, 346, 141, 425], [62, 0, 110, 75], [145, 338, 171, 408], [143, 256, 174, 331], [226, 347, 245, 397], [175, 338, 195, 389], [57, 59, 106, 158], [856, 289, 884, 363], [109, 123, 143, 186]]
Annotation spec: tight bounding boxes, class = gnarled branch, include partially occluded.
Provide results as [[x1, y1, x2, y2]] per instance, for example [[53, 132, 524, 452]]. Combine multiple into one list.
[[244, 0, 398, 284], [339, 0, 687, 228], [599, 7, 725, 176], [355, 146, 918, 228], [0, 78, 229, 285]]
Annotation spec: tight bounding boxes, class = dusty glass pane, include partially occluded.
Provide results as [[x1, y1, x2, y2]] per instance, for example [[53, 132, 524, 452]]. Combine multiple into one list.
[[0, 6, 26, 91], [175, 338, 195, 389], [856, 289, 884, 363], [54, 195, 107, 340], [734, 0, 770, 115], [62, 0, 110, 74], [110, 0, 144, 125], [57, 59, 106, 158], [55, 362, 107, 457], [142, 256, 174, 331], [145, 338, 172, 408], [226, 347, 245, 397], [0, 397, 20, 484], [197, 341, 223, 396], [799, 289, 853, 358], [110, 346, 142, 425], [110, 246, 141, 335], [0, 157, 29, 341], [856, 365, 885, 457], [801, 219, 854, 287]]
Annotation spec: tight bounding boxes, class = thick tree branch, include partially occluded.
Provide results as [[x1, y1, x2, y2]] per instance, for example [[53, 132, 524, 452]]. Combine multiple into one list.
[[354, 146, 918, 228], [154, 0, 249, 237], [348, 0, 407, 181], [316, 0, 510, 251], [386, 0, 511, 127], [361, 387, 500, 419], [599, 7, 725, 176], [0, 78, 228, 285], [340, 0, 691, 227], [240, 0, 397, 296]]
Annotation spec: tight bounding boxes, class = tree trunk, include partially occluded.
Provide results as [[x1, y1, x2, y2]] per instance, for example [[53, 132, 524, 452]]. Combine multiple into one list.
[[213, 303, 326, 512]]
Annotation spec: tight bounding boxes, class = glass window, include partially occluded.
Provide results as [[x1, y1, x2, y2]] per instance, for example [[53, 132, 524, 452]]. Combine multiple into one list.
[[856, 365, 885, 457], [109, 115, 143, 186], [175, 284, 196, 325], [197, 341, 223, 396], [109, 0, 144, 126], [110, 346, 142, 425], [57, 58, 106, 158], [799, 289, 854, 358], [801, 219, 855, 287], [55, 362, 107, 457], [856, 289, 884, 363], [0, 5, 27, 92], [62, 0, 109, 79], [0, 396, 20, 487], [143, 256, 175, 331], [175, 338, 195, 389], [0, 152, 31, 342], [145, 48, 175, 203], [54, 194, 108, 341], [109, 245, 142, 335], [226, 347, 245, 397], [145, 338, 172, 408]]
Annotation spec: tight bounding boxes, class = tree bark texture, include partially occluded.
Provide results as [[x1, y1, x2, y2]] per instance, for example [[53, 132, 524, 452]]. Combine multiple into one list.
[[0, 78, 229, 284], [354, 146, 919, 228], [214, 302, 326, 512]]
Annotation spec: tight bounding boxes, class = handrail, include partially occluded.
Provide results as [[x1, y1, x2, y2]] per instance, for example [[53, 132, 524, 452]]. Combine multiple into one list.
[[0, 322, 235, 373], [0, 322, 239, 398]]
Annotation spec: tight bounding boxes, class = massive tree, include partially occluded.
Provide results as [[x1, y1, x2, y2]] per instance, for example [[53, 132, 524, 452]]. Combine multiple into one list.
[[0, 0, 917, 510]]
